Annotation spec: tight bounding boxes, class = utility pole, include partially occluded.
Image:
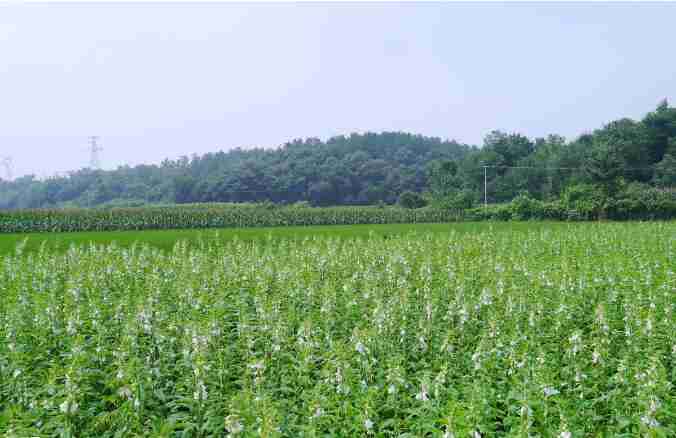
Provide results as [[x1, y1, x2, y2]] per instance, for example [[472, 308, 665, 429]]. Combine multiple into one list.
[[483, 165, 488, 208], [1, 156, 13, 181], [89, 136, 103, 169]]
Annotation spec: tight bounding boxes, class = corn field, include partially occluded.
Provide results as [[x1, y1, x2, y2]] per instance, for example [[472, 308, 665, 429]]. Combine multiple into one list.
[[0, 205, 461, 234], [0, 222, 674, 436]]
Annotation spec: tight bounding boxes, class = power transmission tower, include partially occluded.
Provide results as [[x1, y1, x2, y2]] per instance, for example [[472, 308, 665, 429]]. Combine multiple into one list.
[[1, 156, 13, 181], [89, 136, 103, 169]]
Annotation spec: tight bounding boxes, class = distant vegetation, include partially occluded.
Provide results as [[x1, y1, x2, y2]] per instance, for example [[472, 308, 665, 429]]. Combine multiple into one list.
[[2, 194, 674, 235], [0, 204, 461, 234], [1, 101, 675, 211]]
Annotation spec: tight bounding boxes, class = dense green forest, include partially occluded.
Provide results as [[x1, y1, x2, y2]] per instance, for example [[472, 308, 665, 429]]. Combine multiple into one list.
[[1, 101, 675, 210]]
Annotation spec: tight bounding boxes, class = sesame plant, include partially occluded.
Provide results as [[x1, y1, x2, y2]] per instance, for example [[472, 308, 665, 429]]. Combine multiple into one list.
[[0, 222, 674, 436]]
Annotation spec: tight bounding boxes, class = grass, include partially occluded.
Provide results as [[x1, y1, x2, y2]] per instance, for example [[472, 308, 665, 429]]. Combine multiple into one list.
[[0, 221, 574, 255]]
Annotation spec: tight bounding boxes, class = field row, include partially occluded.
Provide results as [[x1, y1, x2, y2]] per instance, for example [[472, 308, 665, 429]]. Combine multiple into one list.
[[0, 205, 461, 234], [3, 199, 676, 236]]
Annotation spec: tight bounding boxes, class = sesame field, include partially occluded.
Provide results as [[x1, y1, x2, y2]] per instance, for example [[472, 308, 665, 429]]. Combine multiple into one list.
[[0, 222, 674, 437]]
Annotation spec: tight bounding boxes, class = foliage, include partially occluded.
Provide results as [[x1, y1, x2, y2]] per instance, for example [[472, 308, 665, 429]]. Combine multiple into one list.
[[465, 185, 675, 221], [583, 144, 624, 196], [508, 193, 544, 220], [654, 152, 676, 186], [2, 102, 675, 210], [0, 204, 462, 234], [561, 184, 608, 220], [398, 191, 427, 209], [607, 182, 676, 220], [1, 223, 674, 436], [427, 160, 461, 197], [0, 133, 470, 209], [3, 192, 676, 235], [430, 190, 475, 212]]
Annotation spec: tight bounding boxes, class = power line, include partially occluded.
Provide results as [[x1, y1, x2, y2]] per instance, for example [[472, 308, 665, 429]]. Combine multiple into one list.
[[482, 164, 660, 171]]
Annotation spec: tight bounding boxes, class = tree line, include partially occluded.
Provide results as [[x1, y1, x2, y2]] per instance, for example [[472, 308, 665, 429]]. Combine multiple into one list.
[[1, 101, 674, 210]]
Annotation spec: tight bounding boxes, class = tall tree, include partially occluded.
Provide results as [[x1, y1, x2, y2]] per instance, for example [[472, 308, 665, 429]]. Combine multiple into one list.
[[584, 144, 624, 195]]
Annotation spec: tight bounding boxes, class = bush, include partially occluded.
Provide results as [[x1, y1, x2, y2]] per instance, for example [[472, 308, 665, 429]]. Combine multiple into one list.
[[465, 203, 513, 221], [561, 184, 608, 220], [432, 190, 475, 211], [398, 191, 427, 209], [607, 183, 676, 220], [509, 193, 541, 220]]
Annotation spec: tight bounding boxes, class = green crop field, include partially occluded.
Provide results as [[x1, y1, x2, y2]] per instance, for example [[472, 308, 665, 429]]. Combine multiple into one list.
[[0, 222, 560, 256], [0, 205, 463, 235], [1, 222, 675, 436]]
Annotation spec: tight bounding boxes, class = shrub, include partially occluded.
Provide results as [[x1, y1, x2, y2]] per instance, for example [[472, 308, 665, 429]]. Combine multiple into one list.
[[398, 191, 427, 209], [509, 193, 541, 220], [432, 190, 475, 211], [607, 182, 676, 220], [561, 184, 608, 220]]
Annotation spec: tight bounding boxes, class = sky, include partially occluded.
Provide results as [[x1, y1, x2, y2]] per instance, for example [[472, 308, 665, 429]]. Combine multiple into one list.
[[1, 3, 675, 178]]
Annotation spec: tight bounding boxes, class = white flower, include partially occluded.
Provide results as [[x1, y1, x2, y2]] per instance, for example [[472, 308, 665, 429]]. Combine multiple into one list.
[[312, 407, 324, 418], [649, 397, 661, 413], [249, 361, 265, 371], [592, 350, 601, 364], [415, 383, 429, 401], [471, 352, 481, 370], [59, 400, 78, 415], [193, 380, 208, 401], [415, 391, 429, 401], [480, 289, 492, 305], [117, 386, 133, 399], [355, 341, 367, 355], [225, 415, 244, 434], [67, 319, 77, 336], [364, 418, 374, 431], [559, 432, 572, 438], [543, 386, 560, 397], [641, 415, 660, 428], [418, 336, 428, 352], [569, 331, 582, 354]]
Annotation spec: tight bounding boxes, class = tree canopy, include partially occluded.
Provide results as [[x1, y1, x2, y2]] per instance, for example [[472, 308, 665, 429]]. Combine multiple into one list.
[[1, 101, 675, 210]]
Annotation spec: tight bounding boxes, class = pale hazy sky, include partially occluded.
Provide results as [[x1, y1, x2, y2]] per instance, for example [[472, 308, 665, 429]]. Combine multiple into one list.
[[1, 2, 675, 178]]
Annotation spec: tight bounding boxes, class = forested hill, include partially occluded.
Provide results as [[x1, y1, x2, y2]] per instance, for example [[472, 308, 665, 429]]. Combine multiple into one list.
[[1, 101, 675, 210], [0, 133, 472, 209]]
